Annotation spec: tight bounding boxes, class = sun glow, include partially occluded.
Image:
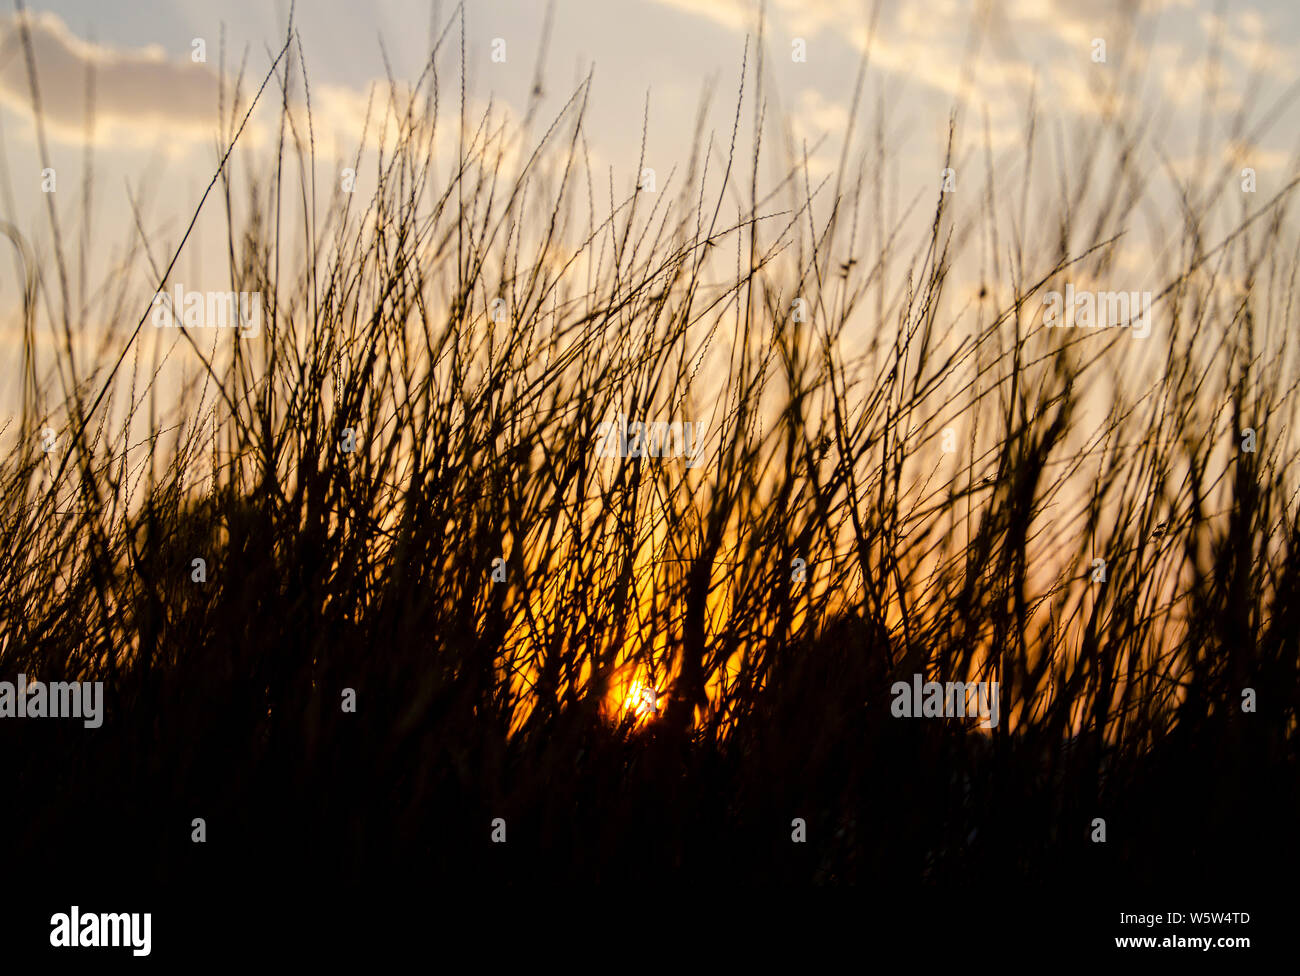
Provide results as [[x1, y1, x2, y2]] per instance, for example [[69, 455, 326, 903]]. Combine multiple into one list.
[[615, 668, 665, 725]]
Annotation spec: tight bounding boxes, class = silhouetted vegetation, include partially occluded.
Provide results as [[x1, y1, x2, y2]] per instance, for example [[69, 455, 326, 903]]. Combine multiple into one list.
[[1, 7, 1295, 930]]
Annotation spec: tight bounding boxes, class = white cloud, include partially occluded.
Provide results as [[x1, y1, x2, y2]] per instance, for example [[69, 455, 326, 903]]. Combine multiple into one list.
[[0, 11, 220, 144]]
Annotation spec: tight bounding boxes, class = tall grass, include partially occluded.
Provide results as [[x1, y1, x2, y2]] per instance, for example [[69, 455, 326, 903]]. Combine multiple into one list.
[[1, 5, 1296, 900]]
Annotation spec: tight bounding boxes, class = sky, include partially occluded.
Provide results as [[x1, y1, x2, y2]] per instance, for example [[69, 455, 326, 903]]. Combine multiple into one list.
[[1, 0, 1298, 407], [4, 1, 1296, 197]]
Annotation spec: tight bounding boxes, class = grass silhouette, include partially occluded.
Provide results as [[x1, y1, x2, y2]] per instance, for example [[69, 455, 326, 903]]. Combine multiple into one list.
[[0, 5, 1295, 936]]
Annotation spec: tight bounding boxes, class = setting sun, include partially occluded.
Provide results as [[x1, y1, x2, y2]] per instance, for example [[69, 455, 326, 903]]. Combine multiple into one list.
[[616, 671, 664, 725]]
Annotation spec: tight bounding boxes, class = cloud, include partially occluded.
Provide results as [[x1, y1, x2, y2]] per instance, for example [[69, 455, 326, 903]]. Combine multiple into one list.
[[0, 11, 530, 172], [0, 12, 220, 144]]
